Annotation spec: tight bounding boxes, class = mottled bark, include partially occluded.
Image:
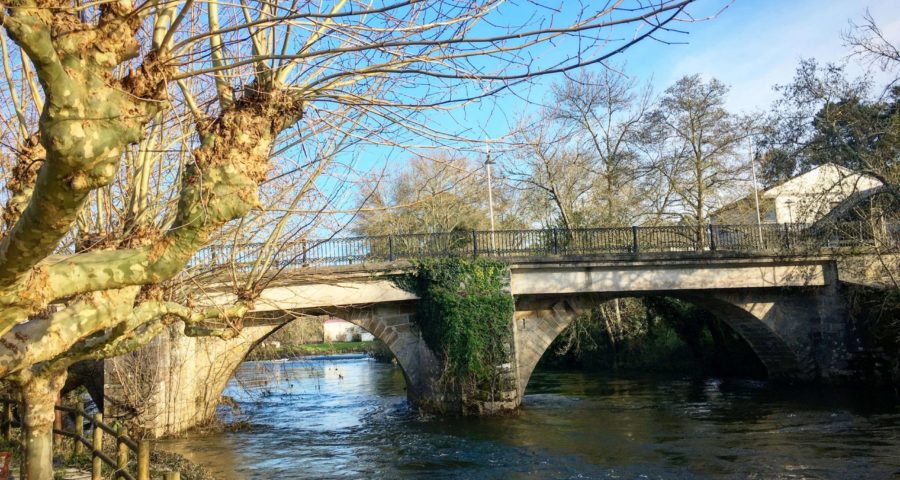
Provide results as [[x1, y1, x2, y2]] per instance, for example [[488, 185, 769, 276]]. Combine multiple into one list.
[[0, 285, 247, 379], [20, 369, 66, 480], [39, 90, 303, 302], [0, 287, 140, 378], [0, 0, 169, 315], [1, 134, 44, 231]]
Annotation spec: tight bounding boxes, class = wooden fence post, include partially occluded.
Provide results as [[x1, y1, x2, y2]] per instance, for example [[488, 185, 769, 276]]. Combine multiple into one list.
[[53, 396, 62, 447], [73, 400, 84, 456], [92, 413, 103, 480], [137, 440, 150, 480], [1, 402, 11, 441], [116, 424, 129, 479]]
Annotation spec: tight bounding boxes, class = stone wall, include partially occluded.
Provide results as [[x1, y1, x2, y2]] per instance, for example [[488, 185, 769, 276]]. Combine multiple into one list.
[[104, 322, 274, 437]]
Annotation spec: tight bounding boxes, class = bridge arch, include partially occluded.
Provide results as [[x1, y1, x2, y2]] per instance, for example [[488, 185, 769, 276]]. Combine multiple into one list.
[[104, 304, 440, 437], [309, 303, 439, 402], [229, 302, 440, 403], [512, 291, 805, 396]]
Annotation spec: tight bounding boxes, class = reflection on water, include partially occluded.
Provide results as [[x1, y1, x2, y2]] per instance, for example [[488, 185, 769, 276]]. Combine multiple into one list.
[[160, 356, 900, 479]]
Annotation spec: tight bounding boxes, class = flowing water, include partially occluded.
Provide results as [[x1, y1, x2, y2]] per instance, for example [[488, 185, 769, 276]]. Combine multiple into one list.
[[160, 356, 900, 479]]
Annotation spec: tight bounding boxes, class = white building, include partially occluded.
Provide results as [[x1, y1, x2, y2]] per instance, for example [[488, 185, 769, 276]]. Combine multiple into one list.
[[323, 318, 372, 342], [713, 163, 883, 225]]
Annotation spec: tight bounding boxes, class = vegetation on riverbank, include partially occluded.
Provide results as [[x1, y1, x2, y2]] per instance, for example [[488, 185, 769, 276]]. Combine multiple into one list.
[[847, 285, 900, 389], [246, 340, 393, 361], [541, 297, 767, 378]]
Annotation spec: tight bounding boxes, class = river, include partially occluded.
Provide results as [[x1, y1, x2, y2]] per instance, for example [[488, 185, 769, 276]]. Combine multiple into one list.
[[160, 355, 900, 479]]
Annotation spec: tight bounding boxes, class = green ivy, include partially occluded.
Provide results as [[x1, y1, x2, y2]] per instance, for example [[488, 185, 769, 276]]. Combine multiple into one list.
[[395, 258, 514, 392]]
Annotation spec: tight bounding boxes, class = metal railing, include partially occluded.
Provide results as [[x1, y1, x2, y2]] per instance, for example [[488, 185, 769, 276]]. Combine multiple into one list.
[[188, 221, 899, 271], [1, 398, 180, 480]]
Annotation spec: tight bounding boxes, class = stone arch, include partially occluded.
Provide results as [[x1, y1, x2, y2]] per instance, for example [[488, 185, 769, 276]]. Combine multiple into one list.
[[512, 291, 809, 396], [680, 292, 804, 379], [239, 302, 440, 403], [316, 302, 439, 402], [110, 303, 440, 438]]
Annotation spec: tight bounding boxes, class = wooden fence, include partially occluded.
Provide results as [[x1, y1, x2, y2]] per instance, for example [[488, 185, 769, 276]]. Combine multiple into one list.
[[1, 398, 181, 480]]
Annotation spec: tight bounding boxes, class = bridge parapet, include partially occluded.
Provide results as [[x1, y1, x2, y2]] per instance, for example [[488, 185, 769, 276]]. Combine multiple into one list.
[[188, 221, 898, 272]]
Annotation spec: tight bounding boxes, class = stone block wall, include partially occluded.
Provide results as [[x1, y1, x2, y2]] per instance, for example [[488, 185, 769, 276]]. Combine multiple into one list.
[[104, 322, 274, 437]]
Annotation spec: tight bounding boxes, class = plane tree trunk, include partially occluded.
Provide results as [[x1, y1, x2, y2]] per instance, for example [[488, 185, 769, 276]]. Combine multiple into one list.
[[20, 370, 67, 480]]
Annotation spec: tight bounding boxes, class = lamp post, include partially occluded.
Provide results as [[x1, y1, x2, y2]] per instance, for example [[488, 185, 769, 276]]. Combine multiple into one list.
[[749, 140, 763, 247], [485, 145, 496, 251]]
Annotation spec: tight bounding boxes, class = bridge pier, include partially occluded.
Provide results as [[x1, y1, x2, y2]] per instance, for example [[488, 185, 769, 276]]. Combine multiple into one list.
[[103, 322, 273, 437]]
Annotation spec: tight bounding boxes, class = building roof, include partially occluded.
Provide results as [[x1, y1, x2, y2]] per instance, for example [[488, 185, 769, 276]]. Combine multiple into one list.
[[761, 163, 882, 198], [712, 163, 883, 219]]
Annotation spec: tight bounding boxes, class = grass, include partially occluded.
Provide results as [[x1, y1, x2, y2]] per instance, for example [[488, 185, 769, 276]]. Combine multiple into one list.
[[247, 341, 384, 360]]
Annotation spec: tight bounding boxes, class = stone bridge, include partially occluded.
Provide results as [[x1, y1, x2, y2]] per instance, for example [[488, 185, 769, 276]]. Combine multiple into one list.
[[103, 222, 896, 436]]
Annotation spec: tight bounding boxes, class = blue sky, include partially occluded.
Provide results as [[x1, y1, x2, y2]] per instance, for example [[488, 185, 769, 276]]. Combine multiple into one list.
[[630, 0, 900, 113], [323, 0, 900, 217], [441, 0, 900, 143], [396, 0, 900, 159]]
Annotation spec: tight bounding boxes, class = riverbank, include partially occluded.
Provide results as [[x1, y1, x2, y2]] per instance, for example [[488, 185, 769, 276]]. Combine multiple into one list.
[[0, 431, 216, 480], [246, 340, 391, 361]]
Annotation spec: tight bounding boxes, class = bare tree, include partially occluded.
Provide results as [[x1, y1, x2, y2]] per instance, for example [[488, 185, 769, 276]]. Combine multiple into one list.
[[642, 74, 750, 239], [507, 118, 595, 229], [845, 10, 900, 84], [549, 68, 653, 225], [356, 153, 503, 235], [507, 67, 654, 229]]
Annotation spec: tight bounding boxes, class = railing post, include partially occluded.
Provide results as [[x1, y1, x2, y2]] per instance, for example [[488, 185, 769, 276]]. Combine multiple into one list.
[[707, 224, 716, 251], [92, 413, 103, 480], [301, 240, 307, 265], [784, 223, 792, 250], [859, 219, 866, 245], [552, 228, 559, 255], [631, 226, 639, 254], [2, 402, 11, 441], [74, 399, 84, 456], [471, 230, 478, 258], [116, 424, 129, 479], [138, 440, 150, 480], [388, 235, 394, 261]]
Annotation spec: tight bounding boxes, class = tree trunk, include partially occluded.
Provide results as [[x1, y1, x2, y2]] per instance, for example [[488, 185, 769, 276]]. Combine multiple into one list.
[[21, 370, 67, 480]]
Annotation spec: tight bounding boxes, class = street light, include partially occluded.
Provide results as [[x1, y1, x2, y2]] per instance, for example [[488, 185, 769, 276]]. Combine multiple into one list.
[[748, 139, 763, 247], [485, 145, 496, 251]]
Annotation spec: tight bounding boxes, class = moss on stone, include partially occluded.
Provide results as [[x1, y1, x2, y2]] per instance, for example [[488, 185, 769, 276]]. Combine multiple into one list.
[[395, 258, 515, 404]]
